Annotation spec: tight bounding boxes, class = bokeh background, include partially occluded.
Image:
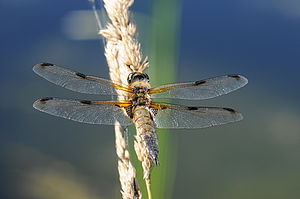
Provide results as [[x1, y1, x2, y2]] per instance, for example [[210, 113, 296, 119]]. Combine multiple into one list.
[[1, 0, 300, 199]]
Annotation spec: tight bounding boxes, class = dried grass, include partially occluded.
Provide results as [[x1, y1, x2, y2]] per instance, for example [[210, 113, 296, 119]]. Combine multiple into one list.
[[99, 0, 154, 198]]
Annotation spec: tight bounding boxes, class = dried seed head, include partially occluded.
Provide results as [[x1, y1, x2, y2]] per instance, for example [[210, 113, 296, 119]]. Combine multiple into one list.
[[101, 0, 153, 198]]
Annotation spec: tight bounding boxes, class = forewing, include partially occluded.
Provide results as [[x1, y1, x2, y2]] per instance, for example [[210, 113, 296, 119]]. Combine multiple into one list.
[[33, 97, 133, 126], [33, 63, 132, 95], [149, 75, 248, 100], [151, 103, 243, 129]]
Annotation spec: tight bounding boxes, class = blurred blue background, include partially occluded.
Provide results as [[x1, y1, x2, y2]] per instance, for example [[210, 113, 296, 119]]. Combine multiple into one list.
[[1, 0, 300, 198]]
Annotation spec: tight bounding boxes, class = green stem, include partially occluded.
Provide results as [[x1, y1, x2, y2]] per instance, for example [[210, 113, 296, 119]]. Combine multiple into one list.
[[145, 178, 152, 199], [148, 0, 181, 198]]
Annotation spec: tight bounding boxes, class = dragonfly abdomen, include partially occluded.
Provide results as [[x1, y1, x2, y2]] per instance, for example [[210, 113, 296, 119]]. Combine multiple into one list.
[[133, 106, 159, 166]]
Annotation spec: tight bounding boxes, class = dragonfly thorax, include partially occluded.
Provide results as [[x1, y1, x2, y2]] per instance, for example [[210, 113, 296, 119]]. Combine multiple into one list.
[[131, 87, 151, 106], [128, 72, 151, 107]]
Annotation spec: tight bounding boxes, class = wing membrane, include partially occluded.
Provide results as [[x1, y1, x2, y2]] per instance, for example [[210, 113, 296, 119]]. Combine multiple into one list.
[[33, 97, 133, 126], [33, 63, 132, 95], [151, 103, 243, 129], [149, 75, 248, 100]]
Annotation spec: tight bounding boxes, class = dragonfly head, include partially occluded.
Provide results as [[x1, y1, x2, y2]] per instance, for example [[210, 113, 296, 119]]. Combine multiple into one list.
[[127, 72, 150, 84]]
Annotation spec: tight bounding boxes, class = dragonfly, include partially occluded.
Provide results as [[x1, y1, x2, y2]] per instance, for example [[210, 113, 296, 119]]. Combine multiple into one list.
[[33, 62, 248, 165]]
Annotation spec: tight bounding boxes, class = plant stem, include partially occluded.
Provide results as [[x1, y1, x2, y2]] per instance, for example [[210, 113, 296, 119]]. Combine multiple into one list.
[[146, 178, 152, 199]]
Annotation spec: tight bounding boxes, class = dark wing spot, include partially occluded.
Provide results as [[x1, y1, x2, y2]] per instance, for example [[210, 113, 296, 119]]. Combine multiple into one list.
[[193, 80, 206, 86], [150, 108, 159, 115], [223, 107, 236, 113], [161, 106, 168, 110], [228, 74, 241, 80], [39, 97, 53, 103], [80, 100, 92, 105], [187, 106, 198, 110], [38, 62, 54, 67], [75, 72, 87, 79]]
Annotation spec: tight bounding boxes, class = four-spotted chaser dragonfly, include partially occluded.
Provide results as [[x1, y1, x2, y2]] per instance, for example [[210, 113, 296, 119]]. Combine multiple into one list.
[[33, 62, 248, 165]]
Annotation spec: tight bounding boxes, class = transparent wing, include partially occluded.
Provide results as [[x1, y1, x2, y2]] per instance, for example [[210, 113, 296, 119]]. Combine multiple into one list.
[[149, 75, 248, 100], [33, 97, 133, 126], [33, 63, 132, 95], [151, 103, 243, 129]]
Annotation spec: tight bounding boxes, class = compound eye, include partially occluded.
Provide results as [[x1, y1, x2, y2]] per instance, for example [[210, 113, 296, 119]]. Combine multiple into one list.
[[138, 75, 144, 80], [127, 73, 134, 83], [144, 73, 149, 80], [131, 75, 141, 82]]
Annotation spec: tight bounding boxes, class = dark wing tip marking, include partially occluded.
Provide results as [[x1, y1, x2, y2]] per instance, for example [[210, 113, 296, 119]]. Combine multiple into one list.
[[39, 97, 53, 103], [223, 107, 237, 113], [193, 80, 206, 86], [75, 72, 87, 79], [228, 74, 249, 88], [38, 62, 54, 67], [228, 74, 242, 80], [187, 106, 199, 110], [80, 100, 92, 105]]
